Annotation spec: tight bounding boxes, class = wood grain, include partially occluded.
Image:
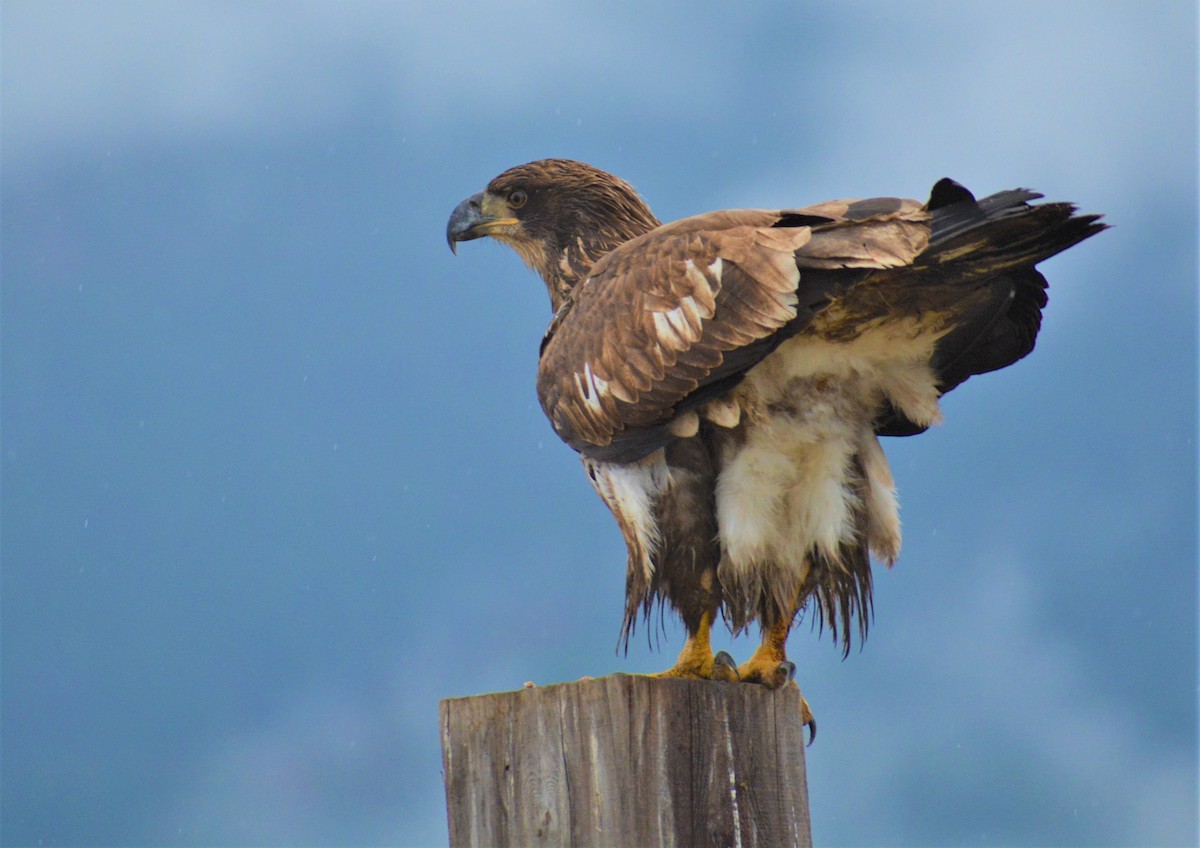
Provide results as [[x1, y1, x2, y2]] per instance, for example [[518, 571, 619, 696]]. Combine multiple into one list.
[[440, 674, 811, 848]]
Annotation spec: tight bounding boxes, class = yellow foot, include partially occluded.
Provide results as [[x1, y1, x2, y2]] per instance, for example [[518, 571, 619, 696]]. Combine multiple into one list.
[[736, 655, 816, 744], [651, 650, 739, 682], [736, 654, 796, 689]]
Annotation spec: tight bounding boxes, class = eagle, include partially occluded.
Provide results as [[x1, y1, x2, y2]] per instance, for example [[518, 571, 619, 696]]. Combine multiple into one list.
[[446, 158, 1104, 736]]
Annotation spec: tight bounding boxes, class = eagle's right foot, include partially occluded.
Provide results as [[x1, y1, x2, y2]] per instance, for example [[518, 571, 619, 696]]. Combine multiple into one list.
[[736, 654, 797, 689], [736, 609, 817, 743]]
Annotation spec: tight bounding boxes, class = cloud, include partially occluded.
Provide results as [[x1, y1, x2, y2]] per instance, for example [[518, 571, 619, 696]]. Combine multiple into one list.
[[8, 1, 1191, 248], [3, 2, 733, 169]]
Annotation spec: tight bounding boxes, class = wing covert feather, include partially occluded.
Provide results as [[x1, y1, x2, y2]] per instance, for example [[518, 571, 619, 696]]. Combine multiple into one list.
[[537, 201, 933, 459]]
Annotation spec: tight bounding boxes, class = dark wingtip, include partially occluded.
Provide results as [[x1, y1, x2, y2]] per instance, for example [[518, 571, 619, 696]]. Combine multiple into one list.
[[927, 177, 977, 210]]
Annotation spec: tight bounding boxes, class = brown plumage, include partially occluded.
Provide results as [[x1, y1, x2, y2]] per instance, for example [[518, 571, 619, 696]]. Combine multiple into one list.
[[447, 159, 1105, 732]]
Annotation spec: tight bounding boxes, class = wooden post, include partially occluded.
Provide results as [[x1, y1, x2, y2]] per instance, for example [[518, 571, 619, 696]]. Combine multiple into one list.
[[440, 674, 812, 848]]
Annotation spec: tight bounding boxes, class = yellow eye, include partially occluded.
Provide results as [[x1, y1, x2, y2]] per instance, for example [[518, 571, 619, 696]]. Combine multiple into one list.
[[509, 189, 527, 208]]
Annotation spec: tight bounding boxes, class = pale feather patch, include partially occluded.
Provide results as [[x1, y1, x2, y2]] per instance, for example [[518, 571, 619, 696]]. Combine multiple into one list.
[[715, 437, 784, 569], [682, 257, 720, 314], [759, 316, 947, 428], [860, 434, 901, 565], [718, 403, 862, 577], [784, 437, 861, 565], [668, 410, 699, 438], [743, 230, 805, 296], [584, 453, 668, 585], [651, 310, 688, 350], [663, 304, 696, 338], [646, 258, 717, 350], [716, 314, 944, 612], [878, 359, 943, 428], [710, 304, 955, 618], [754, 250, 803, 298], [675, 294, 708, 329], [603, 371, 637, 404], [573, 361, 610, 414], [700, 395, 741, 428], [716, 399, 863, 629]]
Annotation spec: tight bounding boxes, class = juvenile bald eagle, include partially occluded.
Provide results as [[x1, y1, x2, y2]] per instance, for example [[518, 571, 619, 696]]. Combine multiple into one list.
[[447, 159, 1104, 734]]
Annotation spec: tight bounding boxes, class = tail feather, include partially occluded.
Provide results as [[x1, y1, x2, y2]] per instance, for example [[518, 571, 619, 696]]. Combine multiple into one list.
[[922, 178, 1107, 273], [875, 180, 1106, 438]]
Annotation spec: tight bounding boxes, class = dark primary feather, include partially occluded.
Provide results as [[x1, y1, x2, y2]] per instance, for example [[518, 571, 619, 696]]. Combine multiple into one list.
[[875, 183, 1106, 435]]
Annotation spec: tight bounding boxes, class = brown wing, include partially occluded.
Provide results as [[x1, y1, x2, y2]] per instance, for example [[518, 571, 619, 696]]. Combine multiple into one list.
[[536, 199, 932, 462]]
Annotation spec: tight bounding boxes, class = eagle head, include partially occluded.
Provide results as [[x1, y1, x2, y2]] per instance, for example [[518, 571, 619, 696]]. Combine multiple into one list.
[[447, 158, 660, 309]]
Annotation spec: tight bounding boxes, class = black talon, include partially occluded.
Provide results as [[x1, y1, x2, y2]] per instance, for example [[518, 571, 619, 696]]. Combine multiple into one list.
[[806, 717, 817, 747], [712, 651, 739, 682], [782, 660, 797, 682]]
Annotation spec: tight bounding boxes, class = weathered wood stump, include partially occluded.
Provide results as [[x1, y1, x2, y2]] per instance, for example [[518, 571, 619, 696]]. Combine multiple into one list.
[[440, 674, 812, 848]]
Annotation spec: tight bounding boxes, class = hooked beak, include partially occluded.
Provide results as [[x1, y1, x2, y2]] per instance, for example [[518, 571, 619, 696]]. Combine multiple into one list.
[[446, 191, 519, 254]]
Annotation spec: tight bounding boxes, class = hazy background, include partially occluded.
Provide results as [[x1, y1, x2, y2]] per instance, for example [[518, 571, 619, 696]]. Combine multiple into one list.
[[3, 2, 1196, 845]]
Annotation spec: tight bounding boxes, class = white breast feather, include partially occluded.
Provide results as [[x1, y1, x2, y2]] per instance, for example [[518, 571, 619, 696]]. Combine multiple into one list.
[[718, 321, 937, 582], [717, 396, 863, 572]]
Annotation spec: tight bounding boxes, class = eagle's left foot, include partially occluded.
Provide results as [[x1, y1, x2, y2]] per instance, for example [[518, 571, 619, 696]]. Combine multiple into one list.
[[651, 662, 711, 680], [651, 611, 739, 681], [651, 649, 728, 681]]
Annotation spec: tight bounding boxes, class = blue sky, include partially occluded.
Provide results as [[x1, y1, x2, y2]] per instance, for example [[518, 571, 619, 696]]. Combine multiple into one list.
[[2, 2, 1196, 845]]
